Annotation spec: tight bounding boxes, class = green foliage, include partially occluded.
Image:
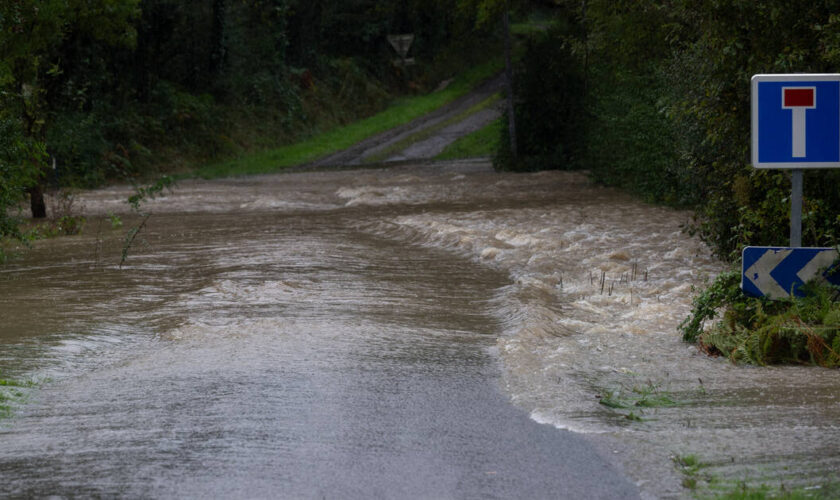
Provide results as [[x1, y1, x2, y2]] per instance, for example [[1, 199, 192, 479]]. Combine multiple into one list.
[[495, 24, 586, 171], [0, 0, 504, 233], [457, 0, 532, 28], [681, 270, 840, 367], [674, 453, 840, 498], [127, 175, 174, 211], [597, 380, 681, 423], [561, 2, 701, 206], [0, 116, 43, 241], [117, 175, 173, 268], [711, 483, 835, 499], [120, 213, 150, 268], [673, 454, 709, 490], [660, 1, 840, 259], [680, 271, 746, 343], [108, 213, 123, 229], [19, 215, 86, 240], [0, 0, 140, 232], [585, 68, 698, 206]]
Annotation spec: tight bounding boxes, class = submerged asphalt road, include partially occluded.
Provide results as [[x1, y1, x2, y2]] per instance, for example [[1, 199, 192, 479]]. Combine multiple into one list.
[[1, 333, 641, 499]]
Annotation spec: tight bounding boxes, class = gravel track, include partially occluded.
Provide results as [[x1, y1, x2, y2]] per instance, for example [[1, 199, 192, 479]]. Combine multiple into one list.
[[309, 73, 505, 167]]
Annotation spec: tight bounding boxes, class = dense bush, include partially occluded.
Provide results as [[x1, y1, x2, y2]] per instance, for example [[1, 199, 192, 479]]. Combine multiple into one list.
[[584, 69, 701, 206], [495, 25, 586, 171], [662, 1, 840, 260]]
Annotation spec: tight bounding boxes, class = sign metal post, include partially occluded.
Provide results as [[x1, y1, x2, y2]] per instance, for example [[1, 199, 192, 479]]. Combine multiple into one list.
[[790, 169, 803, 247]]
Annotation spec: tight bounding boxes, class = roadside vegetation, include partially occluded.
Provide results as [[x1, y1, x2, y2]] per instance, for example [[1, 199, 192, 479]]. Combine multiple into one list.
[[680, 272, 840, 367], [673, 453, 840, 499], [596, 380, 681, 423], [497, 2, 840, 262]]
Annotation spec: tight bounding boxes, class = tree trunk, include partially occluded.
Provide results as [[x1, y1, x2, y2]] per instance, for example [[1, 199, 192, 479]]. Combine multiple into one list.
[[29, 184, 46, 219], [209, 0, 226, 76], [503, 9, 518, 160]]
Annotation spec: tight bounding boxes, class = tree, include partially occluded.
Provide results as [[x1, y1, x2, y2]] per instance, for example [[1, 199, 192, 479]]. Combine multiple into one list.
[[0, 0, 138, 218]]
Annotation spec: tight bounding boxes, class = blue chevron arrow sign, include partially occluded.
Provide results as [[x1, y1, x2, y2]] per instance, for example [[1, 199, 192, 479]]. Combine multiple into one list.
[[742, 247, 840, 299]]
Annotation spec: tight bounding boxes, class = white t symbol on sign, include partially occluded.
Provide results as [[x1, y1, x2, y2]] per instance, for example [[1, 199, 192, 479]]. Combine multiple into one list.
[[782, 87, 816, 158]]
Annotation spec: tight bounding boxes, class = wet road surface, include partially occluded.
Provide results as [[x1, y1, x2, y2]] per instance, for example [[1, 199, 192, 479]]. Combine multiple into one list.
[[0, 204, 638, 498]]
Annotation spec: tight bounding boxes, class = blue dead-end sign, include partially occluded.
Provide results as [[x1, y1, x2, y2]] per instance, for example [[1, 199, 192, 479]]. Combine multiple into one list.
[[752, 74, 840, 168], [742, 246, 840, 299]]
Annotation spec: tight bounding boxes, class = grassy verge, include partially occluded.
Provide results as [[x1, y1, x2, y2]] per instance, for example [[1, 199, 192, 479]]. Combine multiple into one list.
[[436, 117, 502, 160], [192, 58, 503, 179]]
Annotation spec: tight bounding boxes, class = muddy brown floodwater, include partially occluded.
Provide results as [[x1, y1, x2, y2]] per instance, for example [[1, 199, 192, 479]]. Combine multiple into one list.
[[1, 161, 839, 498]]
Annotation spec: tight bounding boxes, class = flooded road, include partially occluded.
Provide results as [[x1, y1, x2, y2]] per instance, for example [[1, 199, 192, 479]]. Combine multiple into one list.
[[0, 164, 637, 498], [1, 161, 838, 498]]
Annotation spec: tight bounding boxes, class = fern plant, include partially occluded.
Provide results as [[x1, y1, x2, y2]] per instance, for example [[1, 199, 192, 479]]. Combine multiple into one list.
[[681, 269, 840, 367]]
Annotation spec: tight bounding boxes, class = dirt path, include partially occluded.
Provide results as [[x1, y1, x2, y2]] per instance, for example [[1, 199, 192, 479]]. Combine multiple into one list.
[[309, 74, 505, 167]]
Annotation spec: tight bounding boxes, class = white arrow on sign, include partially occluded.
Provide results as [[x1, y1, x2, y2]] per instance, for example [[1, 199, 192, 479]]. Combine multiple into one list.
[[744, 248, 792, 299], [796, 249, 837, 285], [743, 247, 840, 299]]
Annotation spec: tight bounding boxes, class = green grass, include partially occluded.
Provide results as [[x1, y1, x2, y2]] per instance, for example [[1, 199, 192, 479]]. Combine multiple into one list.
[[192, 58, 503, 179], [436, 117, 502, 160], [704, 481, 840, 499], [673, 452, 840, 498], [712, 487, 814, 500], [598, 381, 680, 413], [674, 454, 708, 490], [0, 374, 33, 420]]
